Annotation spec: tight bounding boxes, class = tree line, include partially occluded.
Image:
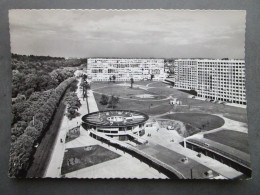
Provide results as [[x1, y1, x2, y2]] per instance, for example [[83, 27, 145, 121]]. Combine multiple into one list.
[[9, 77, 76, 177], [11, 54, 85, 98], [10, 54, 81, 177]]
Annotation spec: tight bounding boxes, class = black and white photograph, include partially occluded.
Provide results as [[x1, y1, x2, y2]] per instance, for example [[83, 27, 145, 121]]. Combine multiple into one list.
[[8, 9, 251, 179]]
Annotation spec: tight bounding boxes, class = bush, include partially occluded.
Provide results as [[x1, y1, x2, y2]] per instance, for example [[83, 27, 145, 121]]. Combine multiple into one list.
[[100, 94, 109, 105], [107, 96, 119, 109]]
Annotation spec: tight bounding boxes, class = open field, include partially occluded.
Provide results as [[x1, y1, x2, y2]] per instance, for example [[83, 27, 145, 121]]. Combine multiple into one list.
[[93, 92, 172, 116], [204, 130, 250, 153], [93, 85, 167, 100], [160, 113, 225, 131], [61, 145, 120, 175], [91, 81, 247, 123]]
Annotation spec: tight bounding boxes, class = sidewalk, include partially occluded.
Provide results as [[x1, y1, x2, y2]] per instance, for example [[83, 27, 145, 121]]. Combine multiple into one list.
[[44, 79, 89, 177]]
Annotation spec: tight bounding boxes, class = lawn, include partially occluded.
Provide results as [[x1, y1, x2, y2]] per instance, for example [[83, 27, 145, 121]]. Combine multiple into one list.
[[91, 81, 248, 123], [93, 92, 172, 116], [223, 113, 248, 123], [204, 130, 250, 154], [61, 145, 121, 175], [93, 85, 167, 100], [160, 113, 225, 132]]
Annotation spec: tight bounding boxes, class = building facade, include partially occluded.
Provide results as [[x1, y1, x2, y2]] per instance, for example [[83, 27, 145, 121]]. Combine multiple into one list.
[[197, 59, 246, 105], [174, 59, 198, 90], [87, 58, 165, 81], [174, 59, 246, 105]]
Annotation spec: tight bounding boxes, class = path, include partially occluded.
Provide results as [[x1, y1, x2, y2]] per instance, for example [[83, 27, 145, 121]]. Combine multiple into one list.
[[44, 78, 90, 177]]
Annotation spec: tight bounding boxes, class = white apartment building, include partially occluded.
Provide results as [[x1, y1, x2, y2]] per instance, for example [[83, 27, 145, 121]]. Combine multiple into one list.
[[197, 59, 246, 105], [174, 59, 198, 90], [87, 58, 166, 81], [174, 59, 246, 105]]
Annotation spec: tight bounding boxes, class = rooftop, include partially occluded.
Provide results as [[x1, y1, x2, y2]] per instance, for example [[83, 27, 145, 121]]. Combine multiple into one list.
[[82, 110, 149, 128]]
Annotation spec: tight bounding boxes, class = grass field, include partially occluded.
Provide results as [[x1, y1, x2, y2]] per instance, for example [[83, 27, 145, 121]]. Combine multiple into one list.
[[93, 92, 172, 115], [61, 145, 120, 175], [94, 85, 167, 100], [204, 130, 250, 153], [91, 81, 247, 123], [160, 113, 225, 131]]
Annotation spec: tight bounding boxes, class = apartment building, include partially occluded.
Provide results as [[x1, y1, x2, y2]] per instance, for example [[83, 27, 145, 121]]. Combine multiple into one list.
[[174, 59, 198, 90], [197, 59, 246, 105], [87, 58, 166, 81], [174, 59, 246, 105]]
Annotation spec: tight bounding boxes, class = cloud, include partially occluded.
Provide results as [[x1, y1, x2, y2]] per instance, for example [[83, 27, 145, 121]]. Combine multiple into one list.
[[9, 10, 245, 59]]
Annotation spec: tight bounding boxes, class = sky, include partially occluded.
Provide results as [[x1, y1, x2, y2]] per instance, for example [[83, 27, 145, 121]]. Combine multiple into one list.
[[9, 10, 246, 59]]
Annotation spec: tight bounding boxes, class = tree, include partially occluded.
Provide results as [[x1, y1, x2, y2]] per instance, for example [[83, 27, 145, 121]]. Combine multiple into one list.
[[100, 94, 109, 105], [28, 118, 43, 132], [12, 101, 30, 124], [169, 66, 175, 74], [112, 75, 116, 83], [130, 78, 134, 88], [108, 95, 119, 109], [82, 81, 90, 99], [82, 74, 87, 81], [11, 121, 27, 138], [24, 126, 40, 140], [9, 134, 34, 177]]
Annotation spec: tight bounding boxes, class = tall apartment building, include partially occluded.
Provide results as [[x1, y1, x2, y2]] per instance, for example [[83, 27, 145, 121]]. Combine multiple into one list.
[[174, 59, 198, 90], [87, 58, 165, 81], [197, 59, 246, 105], [174, 59, 246, 105]]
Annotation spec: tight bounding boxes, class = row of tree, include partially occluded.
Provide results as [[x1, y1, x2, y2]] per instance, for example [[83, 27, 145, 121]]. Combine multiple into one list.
[[65, 91, 82, 120], [9, 77, 76, 177]]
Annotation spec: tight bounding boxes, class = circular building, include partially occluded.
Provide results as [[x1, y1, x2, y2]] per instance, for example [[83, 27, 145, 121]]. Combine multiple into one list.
[[82, 110, 149, 141]]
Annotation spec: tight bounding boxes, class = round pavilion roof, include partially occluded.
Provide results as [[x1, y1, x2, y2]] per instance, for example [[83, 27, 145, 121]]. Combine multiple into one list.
[[82, 110, 149, 128]]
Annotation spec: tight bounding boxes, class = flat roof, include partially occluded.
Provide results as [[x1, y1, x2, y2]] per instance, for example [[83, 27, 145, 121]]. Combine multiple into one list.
[[82, 110, 149, 128]]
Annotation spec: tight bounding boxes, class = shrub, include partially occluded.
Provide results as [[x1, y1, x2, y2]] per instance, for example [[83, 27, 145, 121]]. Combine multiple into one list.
[[100, 94, 109, 105]]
